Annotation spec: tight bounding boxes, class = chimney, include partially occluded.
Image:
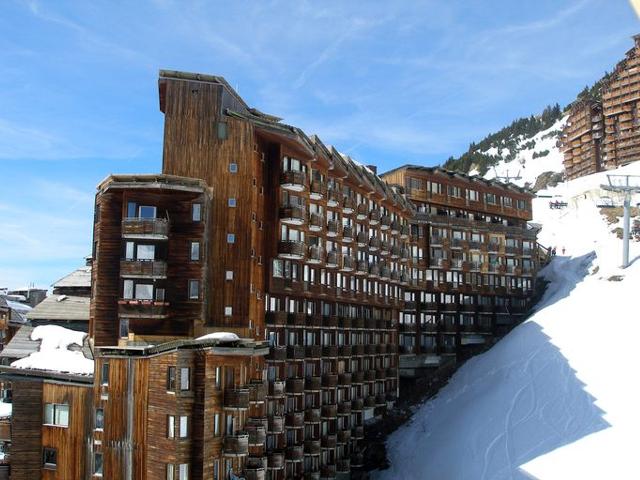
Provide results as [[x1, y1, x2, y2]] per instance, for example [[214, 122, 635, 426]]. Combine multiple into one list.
[[367, 165, 377, 175]]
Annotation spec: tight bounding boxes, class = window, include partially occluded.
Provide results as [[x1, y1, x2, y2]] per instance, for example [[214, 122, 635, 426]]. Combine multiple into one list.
[[214, 413, 220, 436], [215, 366, 221, 389], [101, 363, 109, 386], [229, 163, 238, 173], [225, 270, 233, 281], [179, 464, 189, 480], [179, 416, 188, 438], [136, 244, 155, 260], [125, 241, 135, 260], [95, 408, 104, 430], [167, 415, 175, 438], [167, 366, 176, 391], [227, 233, 235, 244], [485, 193, 497, 205], [167, 464, 175, 480], [467, 189, 479, 201], [119, 318, 129, 339], [190, 241, 200, 261], [94, 452, 103, 476], [44, 403, 69, 427], [180, 367, 190, 391], [217, 121, 228, 140], [228, 198, 236, 207], [213, 460, 219, 480], [188, 280, 200, 300], [138, 205, 156, 219], [123, 279, 134, 299], [224, 306, 232, 317], [135, 283, 153, 300], [192, 203, 202, 222], [43, 447, 57, 469]]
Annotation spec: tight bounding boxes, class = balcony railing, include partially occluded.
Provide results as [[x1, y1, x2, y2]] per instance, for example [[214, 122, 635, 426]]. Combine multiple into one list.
[[342, 225, 354, 242], [280, 170, 306, 192], [120, 260, 167, 278], [279, 205, 306, 225], [309, 213, 323, 232], [285, 411, 304, 428], [117, 300, 169, 319], [356, 203, 369, 220], [278, 240, 305, 260], [310, 180, 326, 199], [223, 433, 249, 456], [267, 415, 284, 433], [307, 245, 324, 264], [305, 376, 321, 391], [305, 407, 321, 423], [380, 215, 391, 230], [342, 196, 355, 214], [304, 439, 321, 455], [267, 452, 285, 469], [321, 404, 338, 419], [322, 374, 338, 388], [326, 220, 341, 237], [224, 388, 250, 409], [121, 217, 169, 238], [305, 345, 322, 359], [285, 377, 305, 394], [268, 380, 286, 397]]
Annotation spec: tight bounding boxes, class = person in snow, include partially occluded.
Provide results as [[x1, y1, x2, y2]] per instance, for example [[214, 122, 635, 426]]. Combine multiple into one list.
[[552, 247, 557, 256], [562, 246, 566, 255]]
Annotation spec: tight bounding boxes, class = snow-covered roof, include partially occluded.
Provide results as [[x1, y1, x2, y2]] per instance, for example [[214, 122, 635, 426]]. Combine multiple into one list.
[[52, 266, 92, 289], [196, 331, 240, 342], [9, 325, 94, 376]]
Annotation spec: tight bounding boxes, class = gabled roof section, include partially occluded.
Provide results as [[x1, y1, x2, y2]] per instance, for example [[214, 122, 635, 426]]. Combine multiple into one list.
[[52, 266, 91, 289], [27, 295, 90, 322]]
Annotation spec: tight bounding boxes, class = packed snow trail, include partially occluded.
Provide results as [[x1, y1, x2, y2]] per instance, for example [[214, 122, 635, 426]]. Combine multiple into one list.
[[376, 163, 640, 480]]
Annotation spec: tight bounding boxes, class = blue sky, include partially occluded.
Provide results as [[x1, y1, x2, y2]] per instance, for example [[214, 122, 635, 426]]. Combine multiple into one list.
[[0, 0, 638, 288]]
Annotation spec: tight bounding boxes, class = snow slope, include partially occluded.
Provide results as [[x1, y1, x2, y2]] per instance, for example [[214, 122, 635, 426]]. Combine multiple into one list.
[[377, 162, 640, 480], [479, 117, 567, 188]]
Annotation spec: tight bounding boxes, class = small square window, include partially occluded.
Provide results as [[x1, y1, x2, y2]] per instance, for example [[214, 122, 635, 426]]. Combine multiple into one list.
[[224, 306, 233, 316], [43, 447, 57, 469], [229, 163, 238, 173], [227, 234, 235, 244], [95, 408, 104, 430], [192, 204, 202, 222], [101, 363, 109, 386], [228, 198, 236, 207], [225, 271, 234, 281]]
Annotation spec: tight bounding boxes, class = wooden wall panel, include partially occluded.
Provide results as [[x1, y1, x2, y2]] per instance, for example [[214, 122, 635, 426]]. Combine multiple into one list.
[[10, 379, 43, 480]]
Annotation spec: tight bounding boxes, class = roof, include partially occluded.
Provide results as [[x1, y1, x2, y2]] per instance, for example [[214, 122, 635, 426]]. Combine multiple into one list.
[[380, 164, 535, 196], [97, 173, 209, 194], [52, 266, 92, 289], [2, 325, 93, 377], [26, 295, 90, 322]]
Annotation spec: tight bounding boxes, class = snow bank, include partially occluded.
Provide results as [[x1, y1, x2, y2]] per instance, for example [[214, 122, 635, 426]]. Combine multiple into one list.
[[11, 325, 94, 376], [377, 162, 640, 480], [196, 332, 240, 342], [0, 403, 11, 419]]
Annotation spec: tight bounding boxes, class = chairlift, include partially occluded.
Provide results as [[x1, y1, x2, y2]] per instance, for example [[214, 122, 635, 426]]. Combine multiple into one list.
[[596, 195, 616, 209]]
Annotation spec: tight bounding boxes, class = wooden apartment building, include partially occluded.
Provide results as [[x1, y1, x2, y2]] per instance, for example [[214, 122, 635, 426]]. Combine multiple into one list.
[[4, 69, 540, 480], [561, 34, 640, 180]]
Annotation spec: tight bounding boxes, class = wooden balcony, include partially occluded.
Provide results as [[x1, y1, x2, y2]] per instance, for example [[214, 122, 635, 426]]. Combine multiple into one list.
[[326, 251, 339, 268], [287, 313, 307, 327], [338, 373, 352, 386], [310, 180, 326, 200], [326, 219, 341, 237], [244, 466, 266, 480], [351, 398, 364, 411], [356, 203, 369, 220], [322, 374, 338, 388], [266, 311, 287, 326], [267, 345, 287, 361], [365, 344, 377, 354], [285, 445, 304, 462], [117, 300, 169, 319], [355, 259, 367, 275], [340, 255, 355, 272], [351, 452, 364, 468], [280, 170, 306, 192], [285, 378, 305, 395], [352, 317, 365, 329], [337, 458, 351, 473], [120, 260, 167, 278], [375, 368, 386, 380], [321, 464, 337, 478], [224, 388, 250, 410], [306, 245, 324, 265], [352, 425, 364, 439], [375, 394, 387, 406], [387, 367, 398, 378], [305, 376, 321, 391], [305, 407, 321, 423], [352, 344, 365, 356], [327, 189, 341, 207], [267, 452, 285, 470], [369, 210, 380, 224], [285, 411, 304, 428], [380, 241, 391, 255], [376, 344, 388, 354], [309, 213, 324, 232], [322, 315, 338, 328], [121, 217, 169, 239], [369, 236, 381, 252], [267, 415, 284, 433], [305, 345, 322, 359], [223, 433, 249, 456], [322, 345, 338, 358], [380, 215, 391, 230], [364, 396, 376, 408], [338, 401, 352, 416], [364, 370, 376, 382], [304, 439, 321, 455], [278, 240, 305, 260], [342, 225, 354, 242], [352, 371, 364, 384], [287, 345, 305, 360], [400, 224, 410, 239], [279, 205, 306, 226], [338, 345, 352, 356], [321, 434, 337, 449], [246, 425, 267, 446], [248, 381, 267, 403], [368, 263, 380, 277], [342, 196, 355, 214], [390, 245, 401, 259]]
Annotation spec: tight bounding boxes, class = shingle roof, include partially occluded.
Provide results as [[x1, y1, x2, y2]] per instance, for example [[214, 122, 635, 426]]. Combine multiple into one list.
[[0, 325, 93, 362], [52, 266, 92, 289], [26, 295, 90, 322]]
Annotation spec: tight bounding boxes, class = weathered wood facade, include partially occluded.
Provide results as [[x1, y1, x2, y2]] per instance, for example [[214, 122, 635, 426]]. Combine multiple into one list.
[[561, 34, 640, 180]]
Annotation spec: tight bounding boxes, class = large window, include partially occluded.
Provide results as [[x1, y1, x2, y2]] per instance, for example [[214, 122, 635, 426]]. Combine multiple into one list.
[[94, 453, 103, 476], [178, 464, 189, 480], [190, 241, 200, 261], [44, 403, 69, 427], [192, 203, 202, 221], [179, 416, 189, 438], [135, 283, 154, 300]]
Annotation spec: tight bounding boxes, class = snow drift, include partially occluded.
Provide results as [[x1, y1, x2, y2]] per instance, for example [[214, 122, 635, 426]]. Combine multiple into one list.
[[377, 163, 640, 479]]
